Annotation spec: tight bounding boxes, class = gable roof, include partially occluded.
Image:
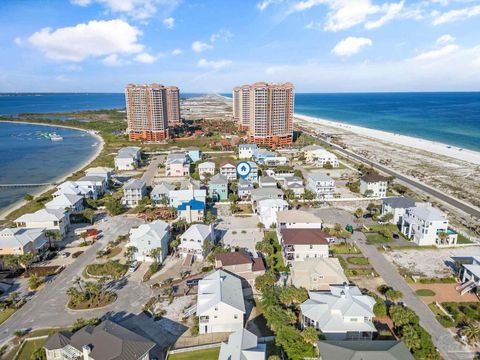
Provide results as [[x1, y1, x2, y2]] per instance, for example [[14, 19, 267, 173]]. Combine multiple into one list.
[[281, 228, 330, 245], [198, 161, 215, 169], [383, 196, 415, 209], [182, 224, 212, 241], [219, 329, 266, 360], [0, 227, 45, 248], [130, 220, 169, 243], [220, 161, 236, 168], [177, 199, 205, 211], [124, 178, 146, 190], [44, 320, 155, 360], [15, 208, 66, 223], [317, 340, 414, 360], [307, 171, 333, 182], [361, 172, 389, 183], [300, 285, 376, 334], [151, 183, 175, 196], [197, 270, 245, 315], [215, 251, 266, 272], [46, 193, 83, 209], [407, 202, 447, 222], [209, 173, 229, 185]]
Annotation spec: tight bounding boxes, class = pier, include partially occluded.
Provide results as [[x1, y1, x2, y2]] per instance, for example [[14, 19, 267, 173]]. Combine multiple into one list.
[[0, 183, 54, 188]]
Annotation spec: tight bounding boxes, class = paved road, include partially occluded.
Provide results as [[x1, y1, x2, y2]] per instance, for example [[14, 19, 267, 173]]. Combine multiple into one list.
[[142, 156, 164, 187], [0, 215, 151, 345], [352, 232, 474, 360], [326, 140, 480, 219]]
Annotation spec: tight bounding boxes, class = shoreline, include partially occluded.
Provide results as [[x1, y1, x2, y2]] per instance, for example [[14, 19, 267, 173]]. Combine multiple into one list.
[[295, 113, 480, 166], [0, 120, 105, 220]]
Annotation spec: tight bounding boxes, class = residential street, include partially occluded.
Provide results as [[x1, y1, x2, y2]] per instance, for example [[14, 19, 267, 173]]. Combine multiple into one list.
[[0, 215, 151, 345], [141, 156, 164, 186], [353, 231, 474, 360]]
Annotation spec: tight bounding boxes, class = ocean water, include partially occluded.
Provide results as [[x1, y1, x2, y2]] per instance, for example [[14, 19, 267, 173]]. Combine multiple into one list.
[[0, 122, 98, 211], [223, 92, 480, 152], [0, 93, 205, 115]]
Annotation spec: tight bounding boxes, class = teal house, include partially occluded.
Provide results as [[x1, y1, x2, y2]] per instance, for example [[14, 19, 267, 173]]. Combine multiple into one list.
[[208, 174, 228, 202]]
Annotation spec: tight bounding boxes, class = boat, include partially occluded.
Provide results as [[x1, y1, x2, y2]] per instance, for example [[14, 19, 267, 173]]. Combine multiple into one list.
[[50, 133, 63, 141]]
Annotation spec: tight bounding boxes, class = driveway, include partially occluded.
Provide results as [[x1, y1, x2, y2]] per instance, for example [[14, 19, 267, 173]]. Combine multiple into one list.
[[142, 156, 164, 186], [353, 231, 474, 360], [0, 215, 152, 345]]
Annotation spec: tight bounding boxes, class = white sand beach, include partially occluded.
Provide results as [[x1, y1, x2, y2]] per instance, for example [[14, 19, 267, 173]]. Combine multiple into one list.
[[0, 121, 104, 220], [295, 114, 480, 166]]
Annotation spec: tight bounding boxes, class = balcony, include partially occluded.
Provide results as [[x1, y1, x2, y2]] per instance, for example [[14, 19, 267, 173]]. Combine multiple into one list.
[[199, 316, 209, 324]]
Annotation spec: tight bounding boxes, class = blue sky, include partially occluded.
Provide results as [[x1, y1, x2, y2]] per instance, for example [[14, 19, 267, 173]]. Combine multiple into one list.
[[1, 0, 480, 92]]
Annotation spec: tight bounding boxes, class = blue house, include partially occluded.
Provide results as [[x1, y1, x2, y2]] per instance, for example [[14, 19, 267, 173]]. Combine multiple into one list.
[[186, 147, 202, 162], [208, 174, 229, 202]]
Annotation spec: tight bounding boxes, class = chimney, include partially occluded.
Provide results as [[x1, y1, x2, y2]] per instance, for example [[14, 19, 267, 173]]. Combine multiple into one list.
[[82, 345, 92, 360], [340, 290, 346, 299]]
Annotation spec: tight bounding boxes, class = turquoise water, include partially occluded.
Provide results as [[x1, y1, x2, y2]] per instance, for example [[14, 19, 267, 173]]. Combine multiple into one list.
[[0, 122, 97, 211]]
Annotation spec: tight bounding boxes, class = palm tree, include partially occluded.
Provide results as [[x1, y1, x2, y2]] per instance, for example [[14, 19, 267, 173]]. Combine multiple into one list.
[[150, 247, 162, 263], [170, 236, 180, 255], [45, 230, 62, 249], [437, 231, 450, 245], [124, 246, 137, 263], [462, 321, 480, 345], [73, 276, 84, 293], [18, 253, 33, 272], [2, 255, 19, 272]]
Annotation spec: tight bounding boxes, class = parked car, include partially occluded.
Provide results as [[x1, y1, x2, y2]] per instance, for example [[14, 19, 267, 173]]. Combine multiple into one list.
[[393, 233, 400, 239], [128, 261, 140, 273], [61, 252, 70, 258], [186, 278, 202, 287]]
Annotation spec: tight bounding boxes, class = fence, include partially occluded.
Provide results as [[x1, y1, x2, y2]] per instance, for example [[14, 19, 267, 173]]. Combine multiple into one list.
[[11, 335, 49, 360]]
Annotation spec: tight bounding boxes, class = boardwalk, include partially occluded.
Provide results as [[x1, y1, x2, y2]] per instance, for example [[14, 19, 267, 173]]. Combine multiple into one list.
[[0, 183, 53, 188]]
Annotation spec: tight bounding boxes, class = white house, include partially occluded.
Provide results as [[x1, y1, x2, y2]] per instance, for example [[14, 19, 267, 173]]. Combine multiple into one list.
[[150, 182, 176, 205], [238, 178, 254, 200], [401, 202, 457, 246], [250, 188, 284, 208], [0, 228, 48, 256], [246, 161, 259, 183], [197, 270, 246, 334], [276, 210, 322, 231], [177, 199, 205, 223], [238, 144, 258, 159], [53, 181, 83, 198], [381, 197, 416, 225], [306, 171, 335, 200], [198, 161, 215, 180], [279, 228, 331, 264], [14, 208, 69, 237], [257, 198, 289, 228], [168, 189, 207, 208], [84, 167, 113, 181], [300, 284, 377, 340], [178, 224, 214, 260], [115, 146, 141, 171], [220, 162, 237, 181], [302, 145, 339, 167], [75, 176, 107, 199], [45, 193, 84, 212], [457, 256, 480, 295], [290, 258, 348, 291], [261, 156, 288, 167], [219, 329, 266, 360], [127, 220, 170, 263], [360, 173, 388, 198], [123, 178, 147, 208], [283, 176, 305, 197]]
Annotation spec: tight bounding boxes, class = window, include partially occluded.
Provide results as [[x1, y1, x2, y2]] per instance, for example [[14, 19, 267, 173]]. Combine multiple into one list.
[[234, 314, 238, 319]]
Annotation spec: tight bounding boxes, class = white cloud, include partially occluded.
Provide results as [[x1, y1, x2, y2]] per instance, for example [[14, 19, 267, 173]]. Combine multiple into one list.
[[256, 0, 283, 11], [192, 41, 212, 53], [102, 54, 123, 66], [28, 19, 143, 62], [70, 0, 180, 20], [437, 34, 455, 45], [305, 21, 322, 30], [331, 36, 372, 57], [134, 52, 157, 63], [413, 44, 460, 60], [172, 48, 182, 55], [365, 1, 404, 29], [14, 37, 23, 46], [210, 29, 233, 43], [197, 58, 232, 70], [433, 4, 480, 24], [163, 17, 175, 29]]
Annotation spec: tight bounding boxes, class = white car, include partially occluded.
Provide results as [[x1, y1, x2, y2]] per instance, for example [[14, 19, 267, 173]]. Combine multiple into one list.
[[128, 261, 140, 273]]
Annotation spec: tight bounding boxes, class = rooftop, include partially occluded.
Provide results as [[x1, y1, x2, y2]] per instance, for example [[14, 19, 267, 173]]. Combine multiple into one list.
[[407, 202, 447, 222], [215, 251, 266, 272], [281, 228, 330, 245], [361, 172, 389, 183], [124, 178, 146, 190], [317, 340, 414, 360], [383, 196, 415, 209], [177, 199, 205, 211], [307, 171, 333, 182]]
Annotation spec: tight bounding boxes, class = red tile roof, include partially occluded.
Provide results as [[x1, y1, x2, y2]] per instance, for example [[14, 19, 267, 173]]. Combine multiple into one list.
[[281, 228, 330, 245]]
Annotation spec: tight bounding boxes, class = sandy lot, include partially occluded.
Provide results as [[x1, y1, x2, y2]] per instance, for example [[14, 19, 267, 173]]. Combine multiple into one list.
[[384, 246, 480, 277]]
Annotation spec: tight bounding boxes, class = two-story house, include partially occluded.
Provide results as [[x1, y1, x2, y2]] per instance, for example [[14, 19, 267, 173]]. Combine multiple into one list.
[[276, 210, 323, 230], [114, 146, 141, 171], [123, 179, 147, 208], [360, 172, 388, 198], [45, 193, 84, 213], [15, 208, 69, 237], [237, 178, 254, 200], [257, 198, 289, 228], [220, 162, 237, 181], [238, 144, 258, 159], [169, 189, 207, 208], [177, 199, 205, 223], [186, 147, 202, 162], [401, 202, 457, 246], [196, 270, 246, 334], [302, 145, 339, 167], [381, 196, 415, 225], [300, 284, 377, 340], [282, 176, 305, 197], [166, 152, 190, 177], [198, 161, 216, 180], [0, 228, 48, 257], [208, 174, 229, 202], [306, 171, 335, 200], [279, 228, 331, 264], [259, 176, 277, 188], [150, 182, 176, 205], [178, 224, 214, 261], [127, 220, 170, 263]]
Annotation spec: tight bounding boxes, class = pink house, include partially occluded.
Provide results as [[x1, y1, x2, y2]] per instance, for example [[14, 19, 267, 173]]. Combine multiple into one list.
[[166, 159, 190, 177]]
